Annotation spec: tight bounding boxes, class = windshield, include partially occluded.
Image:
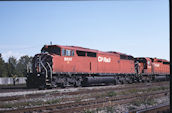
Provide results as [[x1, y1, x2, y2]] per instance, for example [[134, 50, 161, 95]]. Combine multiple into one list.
[[41, 46, 61, 55]]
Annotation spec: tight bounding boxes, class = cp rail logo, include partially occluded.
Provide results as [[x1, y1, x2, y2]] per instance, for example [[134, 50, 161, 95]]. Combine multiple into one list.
[[98, 56, 111, 63]]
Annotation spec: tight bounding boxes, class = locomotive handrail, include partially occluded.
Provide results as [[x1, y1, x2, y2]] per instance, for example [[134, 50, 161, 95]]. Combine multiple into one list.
[[47, 62, 52, 83], [39, 56, 48, 79]]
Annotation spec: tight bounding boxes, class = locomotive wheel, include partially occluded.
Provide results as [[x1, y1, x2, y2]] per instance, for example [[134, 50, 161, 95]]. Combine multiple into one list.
[[74, 83, 78, 87], [127, 79, 132, 84], [74, 81, 81, 87], [74, 77, 81, 87], [113, 79, 118, 85], [81, 81, 89, 87], [120, 80, 124, 84]]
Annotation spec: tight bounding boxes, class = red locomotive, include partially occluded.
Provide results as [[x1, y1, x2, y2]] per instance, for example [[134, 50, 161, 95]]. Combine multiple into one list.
[[134, 57, 170, 81], [26, 45, 170, 89]]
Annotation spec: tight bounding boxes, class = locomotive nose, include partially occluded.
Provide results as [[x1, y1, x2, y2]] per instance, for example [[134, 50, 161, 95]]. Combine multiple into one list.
[[27, 53, 53, 88], [33, 53, 53, 75]]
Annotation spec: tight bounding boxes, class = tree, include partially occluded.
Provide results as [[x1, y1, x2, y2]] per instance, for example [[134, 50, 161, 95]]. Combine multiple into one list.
[[16, 55, 33, 77], [7, 56, 17, 77], [0, 53, 8, 77], [8, 56, 17, 68], [0, 54, 33, 77]]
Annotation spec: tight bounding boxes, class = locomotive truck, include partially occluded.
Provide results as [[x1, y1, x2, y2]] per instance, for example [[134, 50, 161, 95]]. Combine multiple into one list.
[[26, 45, 170, 89]]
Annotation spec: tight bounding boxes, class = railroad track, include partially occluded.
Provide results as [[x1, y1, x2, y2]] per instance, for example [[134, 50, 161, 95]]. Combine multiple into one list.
[[0, 81, 169, 102], [0, 81, 168, 94], [0, 81, 169, 113], [1, 89, 169, 113]]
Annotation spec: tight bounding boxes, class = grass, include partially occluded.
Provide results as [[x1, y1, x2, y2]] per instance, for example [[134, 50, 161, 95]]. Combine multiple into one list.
[[147, 86, 169, 92], [94, 91, 117, 99], [106, 106, 114, 113], [45, 99, 61, 105], [0, 98, 61, 109], [118, 86, 169, 96], [131, 100, 143, 106], [75, 97, 82, 102], [93, 85, 168, 102], [130, 96, 156, 107], [143, 97, 156, 105], [83, 109, 94, 113], [0, 101, 41, 108], [82, 106, 114, 113], [106, 91, 117, 97], [128, 106, 136, 111]]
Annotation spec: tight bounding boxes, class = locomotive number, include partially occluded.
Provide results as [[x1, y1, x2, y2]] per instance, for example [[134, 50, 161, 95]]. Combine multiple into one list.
[[98, 56, 111, 63], [64, 57, 72, 62], [148, 66, 151, 68], [154, 63, 160, 67]]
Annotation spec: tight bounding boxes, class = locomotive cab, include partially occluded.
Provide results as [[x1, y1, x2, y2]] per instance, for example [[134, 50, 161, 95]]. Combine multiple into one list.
[[41, 45, 61, 55], [134, 58, 147, 74]]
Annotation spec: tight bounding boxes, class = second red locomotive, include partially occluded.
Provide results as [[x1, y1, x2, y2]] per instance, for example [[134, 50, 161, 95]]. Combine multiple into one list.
[[26, 45, 170, 89]]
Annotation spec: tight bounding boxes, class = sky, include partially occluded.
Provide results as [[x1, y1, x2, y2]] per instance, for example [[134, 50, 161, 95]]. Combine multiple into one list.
[[0, 0, 169, 62]]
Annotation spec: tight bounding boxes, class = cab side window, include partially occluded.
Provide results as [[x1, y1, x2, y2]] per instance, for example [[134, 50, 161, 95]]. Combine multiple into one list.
[[62, 49, 66, 56], [71, 50, 74, 56], [66, 50, 71, 56], [62, 49, 74, 56]]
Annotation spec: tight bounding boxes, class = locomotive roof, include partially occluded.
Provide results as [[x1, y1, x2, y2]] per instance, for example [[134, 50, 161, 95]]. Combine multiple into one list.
[[136, 57, 169, 62], [153, 58, 169, 62], [108, 51, 134, 57], [45, 44, 134, 57]]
